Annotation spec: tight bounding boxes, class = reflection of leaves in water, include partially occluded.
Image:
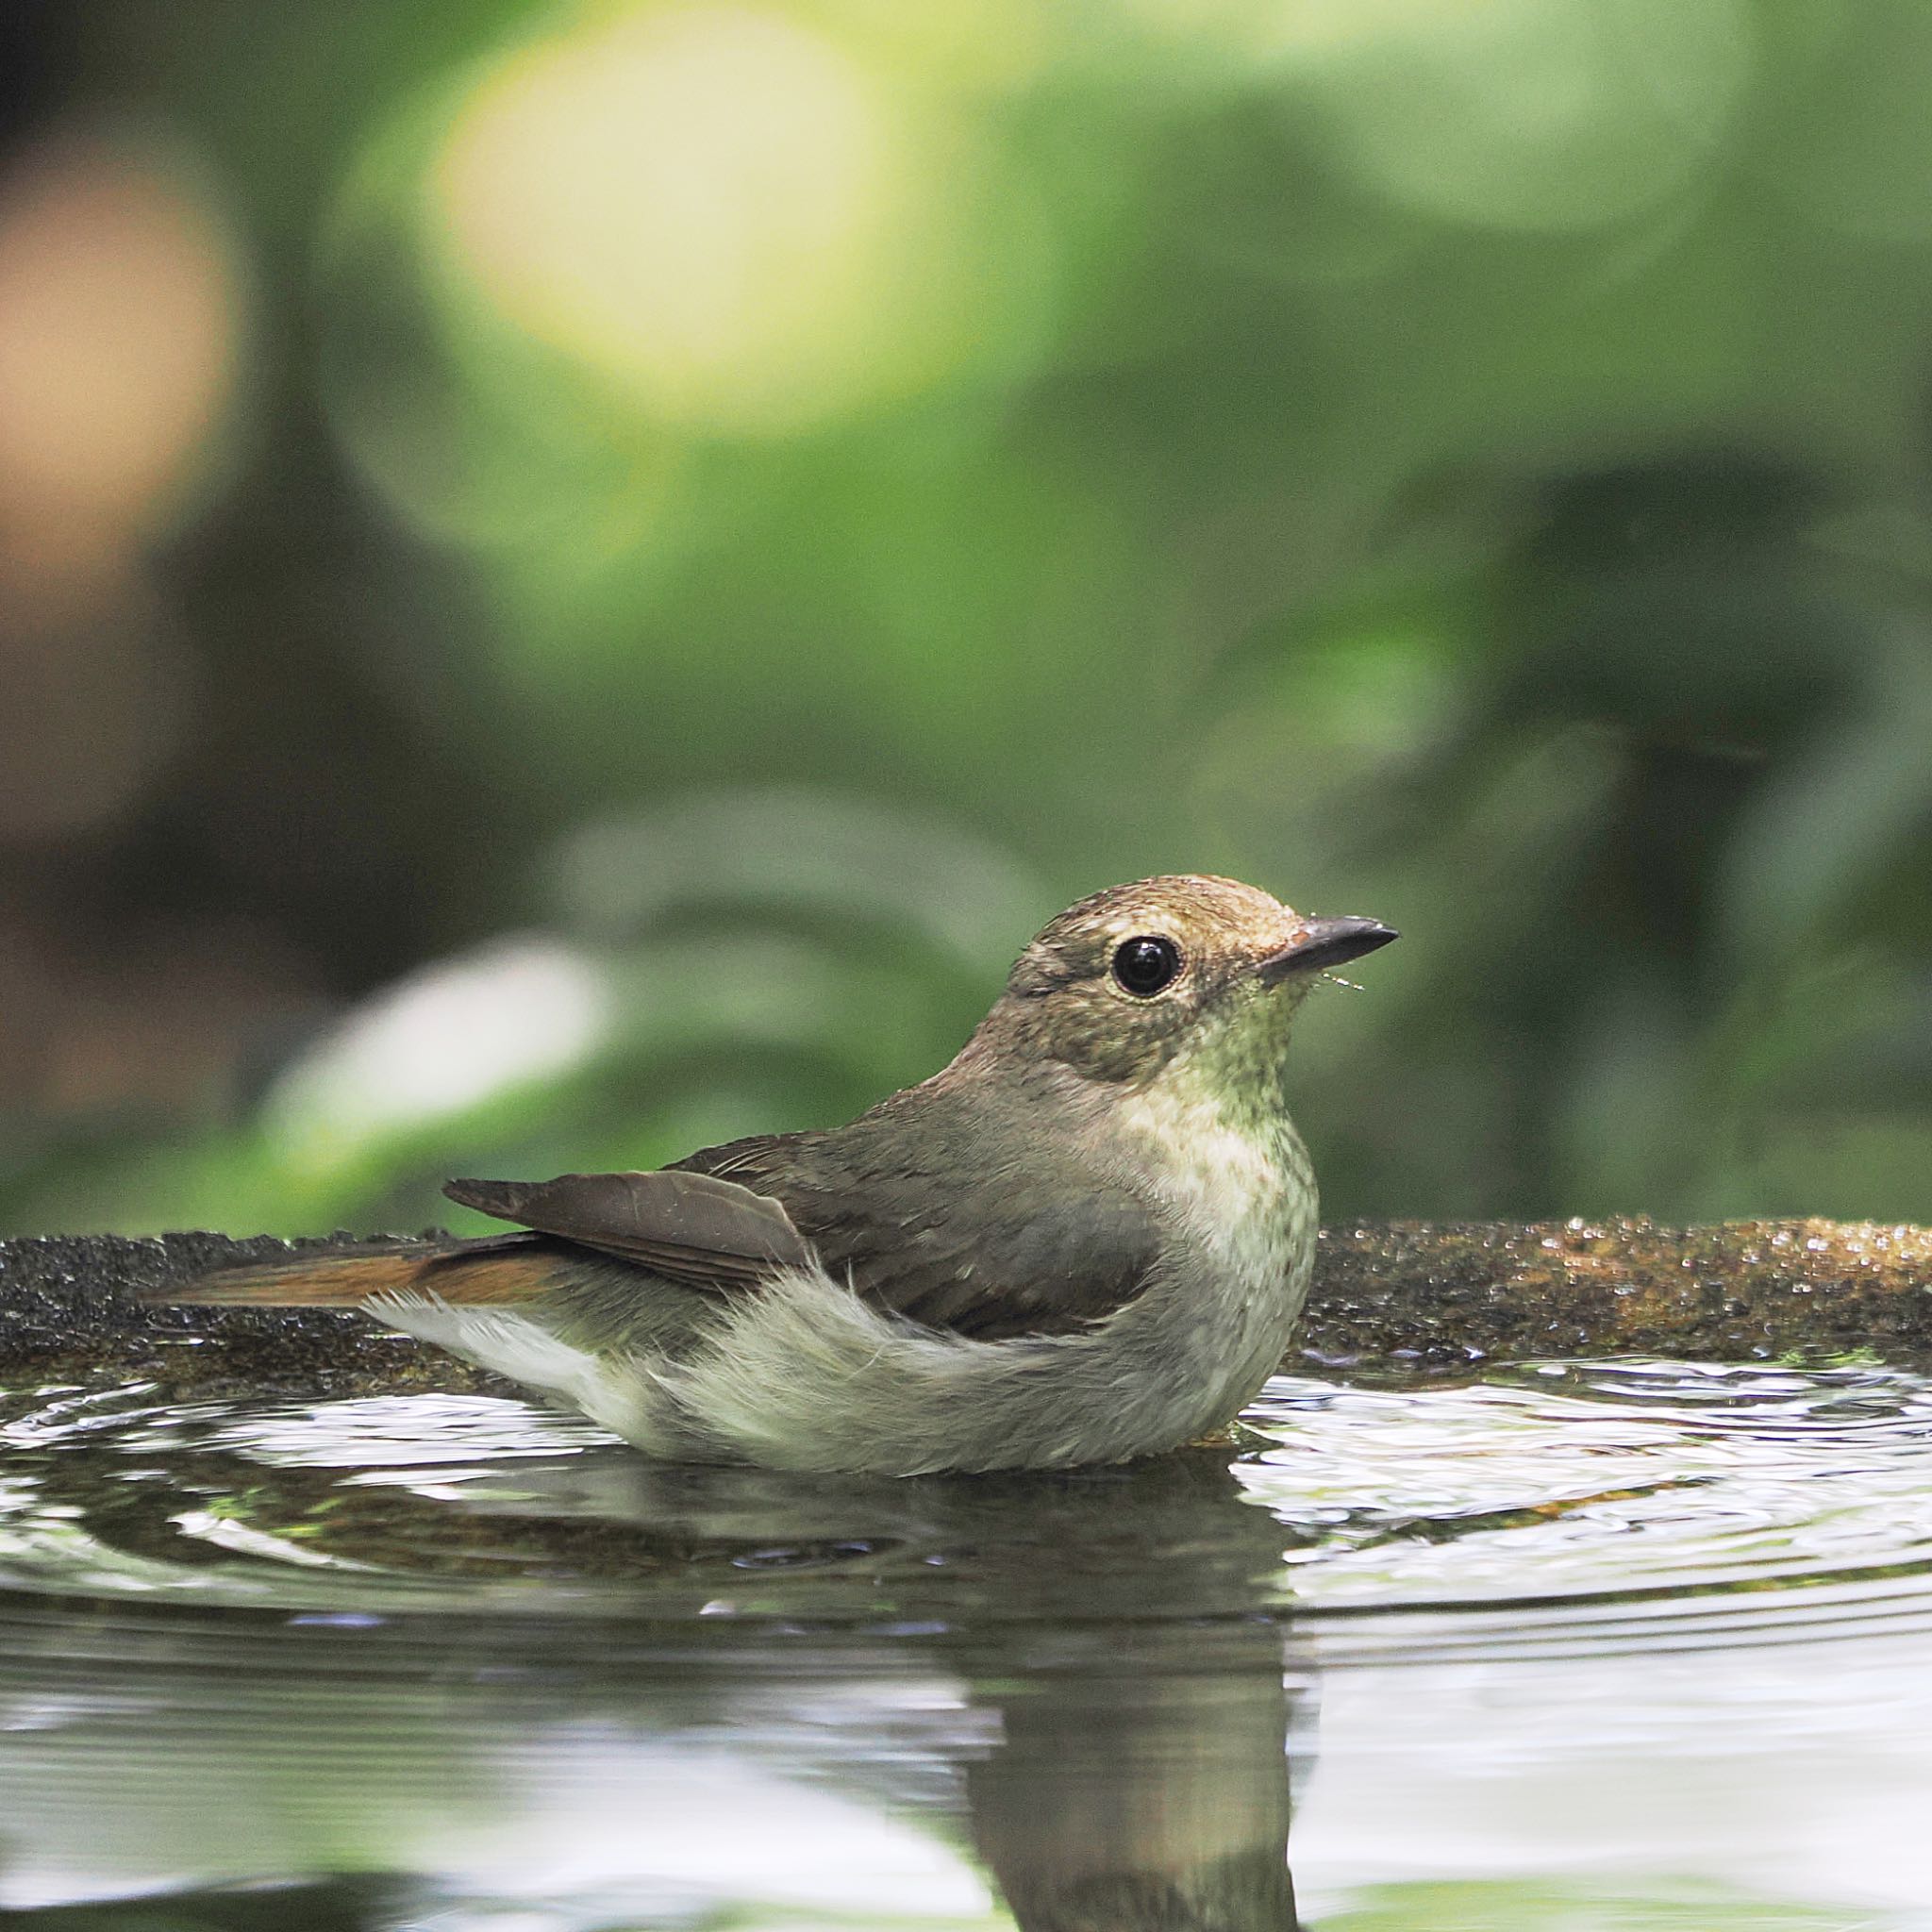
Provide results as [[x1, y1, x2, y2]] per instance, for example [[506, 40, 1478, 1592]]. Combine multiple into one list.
[[0, 1875, 412, 1931], [1321, 1878, 1878, 1930], [1242, 1363, 1932, 1636], [8, 1362, 1932, 1925]]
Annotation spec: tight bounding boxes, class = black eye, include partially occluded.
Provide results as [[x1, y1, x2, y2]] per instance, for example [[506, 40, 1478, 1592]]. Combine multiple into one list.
[[1111, 935, 1182, 997]]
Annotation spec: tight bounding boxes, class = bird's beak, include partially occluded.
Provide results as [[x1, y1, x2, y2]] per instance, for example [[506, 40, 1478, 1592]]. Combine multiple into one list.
[[1257, 916, 1399, 983]]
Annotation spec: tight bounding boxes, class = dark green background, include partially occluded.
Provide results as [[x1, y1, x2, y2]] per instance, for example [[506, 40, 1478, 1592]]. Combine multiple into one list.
[[2, 0, 1927, 1239]]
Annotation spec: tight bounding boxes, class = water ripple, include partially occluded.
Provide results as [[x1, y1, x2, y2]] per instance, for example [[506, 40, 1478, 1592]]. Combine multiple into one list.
[[4, 1359, 1931, 1665]]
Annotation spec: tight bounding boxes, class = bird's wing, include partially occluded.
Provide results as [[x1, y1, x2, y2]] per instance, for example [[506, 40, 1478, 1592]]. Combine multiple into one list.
[[450, 1095, 1166, 1343], [838, 1182, 1161, 1340], [442, 1169, 813, 1293], [672, 1124, 1165, 1342]]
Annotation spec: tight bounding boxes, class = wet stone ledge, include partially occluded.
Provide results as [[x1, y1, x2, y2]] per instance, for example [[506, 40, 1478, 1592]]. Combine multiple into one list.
[[1, 1219, 1929, 1396], [1307, 1217, 1932, 1367]]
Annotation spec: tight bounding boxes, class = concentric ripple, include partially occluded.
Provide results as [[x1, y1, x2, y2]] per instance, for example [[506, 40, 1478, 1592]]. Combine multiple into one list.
[[1244, 1358, 1932, 1661], [5, 1359, 1932, 1660]]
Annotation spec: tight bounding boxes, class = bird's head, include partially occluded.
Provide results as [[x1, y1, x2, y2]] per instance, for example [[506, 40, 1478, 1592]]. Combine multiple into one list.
[[974, 874, 1396, 1107]]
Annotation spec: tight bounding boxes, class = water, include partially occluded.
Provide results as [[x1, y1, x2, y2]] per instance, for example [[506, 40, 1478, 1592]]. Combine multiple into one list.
[[5, 1358, 1932, 1927]]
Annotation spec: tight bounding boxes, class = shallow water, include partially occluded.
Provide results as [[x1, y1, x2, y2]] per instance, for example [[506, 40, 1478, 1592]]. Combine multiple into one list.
[[5, 1358, 1932, 1927]]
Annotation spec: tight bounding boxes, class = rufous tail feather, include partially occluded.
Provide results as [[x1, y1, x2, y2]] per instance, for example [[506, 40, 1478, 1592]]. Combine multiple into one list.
[[141, 1237, 558, 1308]]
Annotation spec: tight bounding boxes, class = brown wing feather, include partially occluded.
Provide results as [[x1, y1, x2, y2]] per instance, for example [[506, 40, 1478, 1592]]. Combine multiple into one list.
[[672, 1107, 1161, 1341], [443, 1169, 812, 1292], [175, 1083, 1161, 1338], [158, 1112, 1151, 1337]]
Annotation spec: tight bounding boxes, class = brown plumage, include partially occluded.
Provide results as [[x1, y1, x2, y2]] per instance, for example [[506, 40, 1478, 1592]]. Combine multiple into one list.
[[145, 875, 1396, 1474], [157, 1090, 1164, 1343]]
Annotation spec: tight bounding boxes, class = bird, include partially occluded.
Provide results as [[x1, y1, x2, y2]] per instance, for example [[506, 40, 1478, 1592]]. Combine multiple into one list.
[[152, 876, 1395, 1474]]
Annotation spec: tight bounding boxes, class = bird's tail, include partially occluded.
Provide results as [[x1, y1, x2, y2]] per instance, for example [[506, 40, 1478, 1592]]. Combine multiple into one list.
[[141, 1235, 559, 1308]]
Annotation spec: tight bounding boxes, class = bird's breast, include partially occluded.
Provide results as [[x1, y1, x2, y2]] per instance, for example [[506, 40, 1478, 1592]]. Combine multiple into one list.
[[1114, 1086, 1317, 1298], [1102, 1082, 1317, 1441]]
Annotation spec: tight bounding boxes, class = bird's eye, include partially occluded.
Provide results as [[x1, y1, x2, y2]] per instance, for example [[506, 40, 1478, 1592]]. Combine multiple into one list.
[[1111, 935, 1182, 997]]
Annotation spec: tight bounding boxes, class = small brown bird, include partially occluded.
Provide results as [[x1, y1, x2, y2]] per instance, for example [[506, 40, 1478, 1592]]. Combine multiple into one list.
[[156, 876, 1394, 1474]]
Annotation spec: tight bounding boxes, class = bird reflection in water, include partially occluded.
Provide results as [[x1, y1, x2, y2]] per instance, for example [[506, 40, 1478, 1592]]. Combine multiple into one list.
[[968, 1617, 1300, 1929], [0, 1430, 1310, 1927], [486, 1441, 1309, 1926]]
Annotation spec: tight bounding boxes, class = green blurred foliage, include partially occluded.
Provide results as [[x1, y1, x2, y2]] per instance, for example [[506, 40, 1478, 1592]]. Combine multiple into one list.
[[0, 0, 1928, 1237]]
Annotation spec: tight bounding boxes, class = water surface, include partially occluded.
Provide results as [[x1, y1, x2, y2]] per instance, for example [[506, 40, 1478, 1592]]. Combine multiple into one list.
[[5, 1357, 1932, 1927]]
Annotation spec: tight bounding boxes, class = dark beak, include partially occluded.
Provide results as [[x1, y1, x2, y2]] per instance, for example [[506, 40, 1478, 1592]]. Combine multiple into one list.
[[1257, 916, 1399, 982]]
